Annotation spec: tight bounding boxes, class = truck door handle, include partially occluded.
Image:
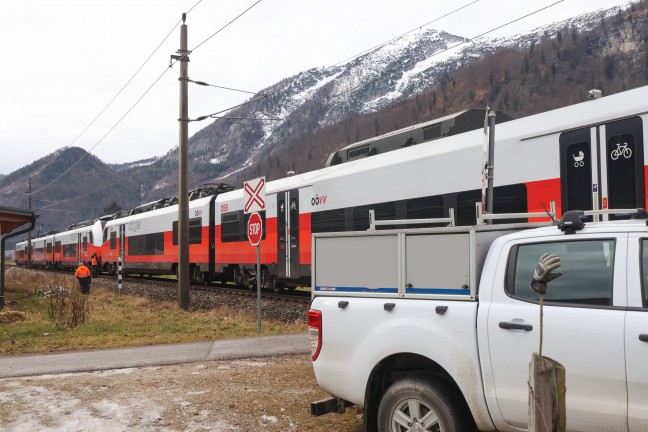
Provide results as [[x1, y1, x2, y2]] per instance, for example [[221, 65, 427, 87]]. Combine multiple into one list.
[[499, 321, 533, 331], [640, 334, 648, 343]]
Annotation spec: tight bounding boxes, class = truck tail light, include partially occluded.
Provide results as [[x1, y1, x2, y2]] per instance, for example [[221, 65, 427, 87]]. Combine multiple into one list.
[[308, 309, 322, 361]]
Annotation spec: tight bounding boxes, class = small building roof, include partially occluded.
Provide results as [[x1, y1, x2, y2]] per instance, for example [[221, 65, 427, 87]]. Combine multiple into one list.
[[0, 205, 34, 235]]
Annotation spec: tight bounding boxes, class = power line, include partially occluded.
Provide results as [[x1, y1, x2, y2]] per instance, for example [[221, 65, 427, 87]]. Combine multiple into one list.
[[191, 0, 263, 52], [31, 18, 183, 180], [333, 0, 481, 66], [428, 1, 566, 58], [189, 93, 274, 122], [186, 78, 263, 95], [30, 67, 172, 196], [29, 0, 206, 192], [330, 0, 565, 99]]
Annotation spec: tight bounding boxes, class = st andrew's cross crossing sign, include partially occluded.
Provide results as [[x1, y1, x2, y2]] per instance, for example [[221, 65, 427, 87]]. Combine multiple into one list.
[[244, 177, 266, 214], [247, 212, 263, 246]]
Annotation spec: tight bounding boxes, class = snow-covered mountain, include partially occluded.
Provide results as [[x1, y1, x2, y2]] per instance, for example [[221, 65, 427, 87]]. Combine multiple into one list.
[[146, 4, 623, 189]]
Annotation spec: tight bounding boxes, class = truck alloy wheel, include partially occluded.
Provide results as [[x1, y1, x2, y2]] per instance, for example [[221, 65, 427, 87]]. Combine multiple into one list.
[[377, 377, 472, 432]]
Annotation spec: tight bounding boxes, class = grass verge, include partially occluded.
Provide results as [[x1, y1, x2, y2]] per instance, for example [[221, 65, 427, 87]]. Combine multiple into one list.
[[1, 267, 304, 355]]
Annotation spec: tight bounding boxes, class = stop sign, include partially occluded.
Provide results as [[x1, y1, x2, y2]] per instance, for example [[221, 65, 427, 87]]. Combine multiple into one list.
[[247, 212, 263, 246]]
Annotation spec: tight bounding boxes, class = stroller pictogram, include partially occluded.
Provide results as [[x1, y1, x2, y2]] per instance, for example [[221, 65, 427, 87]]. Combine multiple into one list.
[[573, 151, 585, 167]]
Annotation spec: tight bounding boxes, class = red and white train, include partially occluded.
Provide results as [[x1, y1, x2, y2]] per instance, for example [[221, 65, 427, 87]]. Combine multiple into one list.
[[17, 85, 648, 290], [15, 218, 108, 270]]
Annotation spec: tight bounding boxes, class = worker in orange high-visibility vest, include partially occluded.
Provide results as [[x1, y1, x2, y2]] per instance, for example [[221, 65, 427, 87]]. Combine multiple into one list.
[[75, 262, 92, 294], [90, 252, 99, 278]]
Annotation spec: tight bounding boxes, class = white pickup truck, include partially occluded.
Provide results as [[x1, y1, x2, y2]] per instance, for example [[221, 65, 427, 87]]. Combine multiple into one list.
[[308, 209, 648, 432]]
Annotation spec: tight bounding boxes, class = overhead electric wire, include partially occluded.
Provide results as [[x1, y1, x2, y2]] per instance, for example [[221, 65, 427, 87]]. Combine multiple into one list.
[[35, 182, 117, 211], [333, 0, 481, 67], [30, 67, 172, 197], [28, 0, 207, 197], [426, 1, 565, 59], [189, 93, 274, 122], [191, 0, 263, 52], [330, 0, 565, 99], [187, 78, 262, 95], [31, 18, 183, 180]]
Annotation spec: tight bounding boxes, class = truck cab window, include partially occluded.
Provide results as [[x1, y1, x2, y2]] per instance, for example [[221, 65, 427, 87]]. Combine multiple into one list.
[[507, 239, 615, 306]]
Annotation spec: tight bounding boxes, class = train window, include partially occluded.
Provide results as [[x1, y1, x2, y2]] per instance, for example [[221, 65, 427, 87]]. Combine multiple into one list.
[[353, 202, 397, 231], [457, 185, 528, 225], [47, 243, 52, 254], [110, 231, 117, 250], [312, 209, 346, 233], [493, 184, 528, 223], [55, 241, 61, 253], [221, 211, 243, 243], [128, 232, 164, 256], [63, 244, 76, 257], [172, 218, 203, 245], [82, 236, 88, 251], [457, 190, 482, 225], [89, 232, 93, 244], [221, 211, 267, 243], [405, 196, 445, 227]]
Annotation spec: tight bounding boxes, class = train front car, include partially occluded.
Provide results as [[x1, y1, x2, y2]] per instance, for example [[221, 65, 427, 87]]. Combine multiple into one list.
[[53, 219, 107, 270], [101, 196, 214, 282]]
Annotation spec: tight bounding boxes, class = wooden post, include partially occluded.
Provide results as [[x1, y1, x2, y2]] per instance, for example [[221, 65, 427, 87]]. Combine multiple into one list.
[[529, 353, 566, 432]]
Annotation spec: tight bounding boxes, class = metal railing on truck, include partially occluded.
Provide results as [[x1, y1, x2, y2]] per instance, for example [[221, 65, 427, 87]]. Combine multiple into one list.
[[311, 202, 556, 301]]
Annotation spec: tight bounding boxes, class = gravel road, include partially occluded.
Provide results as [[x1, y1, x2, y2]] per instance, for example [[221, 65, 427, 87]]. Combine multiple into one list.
[[0, 354, 363, 432]]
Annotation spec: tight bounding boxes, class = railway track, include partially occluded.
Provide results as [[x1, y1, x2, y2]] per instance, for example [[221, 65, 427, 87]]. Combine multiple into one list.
[[7, 264, 311, 305]]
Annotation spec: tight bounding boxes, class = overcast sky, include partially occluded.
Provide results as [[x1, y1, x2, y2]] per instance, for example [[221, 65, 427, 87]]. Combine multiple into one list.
[[0, 0, 630, 175]]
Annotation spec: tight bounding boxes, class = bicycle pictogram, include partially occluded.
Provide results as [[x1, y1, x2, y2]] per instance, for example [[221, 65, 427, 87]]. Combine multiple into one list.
[[610, 142, 632, 160]]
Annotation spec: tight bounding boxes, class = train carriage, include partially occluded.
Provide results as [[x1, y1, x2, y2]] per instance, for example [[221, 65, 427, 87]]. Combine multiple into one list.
[[102, 195, 215, 283], [213, 86, 648, 289], [15, 232, 56, 268]]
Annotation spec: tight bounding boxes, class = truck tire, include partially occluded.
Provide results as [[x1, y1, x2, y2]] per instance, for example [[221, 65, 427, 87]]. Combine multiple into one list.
[[377, 377, 475, 432]]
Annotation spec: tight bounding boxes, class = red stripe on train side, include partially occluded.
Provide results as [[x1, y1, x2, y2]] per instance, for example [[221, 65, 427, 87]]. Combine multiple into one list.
[[300, 212, 312, 265], [525, 178, 562, 222], [215, 217, 279, 266]]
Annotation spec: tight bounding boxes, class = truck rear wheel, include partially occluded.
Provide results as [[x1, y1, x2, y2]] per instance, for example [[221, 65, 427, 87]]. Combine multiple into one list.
[[377, 377, 474, 432]]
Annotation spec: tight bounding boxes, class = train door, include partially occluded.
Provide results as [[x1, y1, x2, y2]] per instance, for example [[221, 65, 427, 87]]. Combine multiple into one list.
[[560, 117, 644, 219], [77, 233, 82, 264], [277, 189, 300, 278]]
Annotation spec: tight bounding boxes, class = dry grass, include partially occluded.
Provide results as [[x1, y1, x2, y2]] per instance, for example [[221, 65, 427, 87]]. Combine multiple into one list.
[[1, 268, 305, 355]]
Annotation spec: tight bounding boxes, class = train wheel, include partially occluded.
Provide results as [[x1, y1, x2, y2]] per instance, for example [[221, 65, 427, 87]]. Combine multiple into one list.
[[273, 280, 285, 294], [190, 267, 204, 285]]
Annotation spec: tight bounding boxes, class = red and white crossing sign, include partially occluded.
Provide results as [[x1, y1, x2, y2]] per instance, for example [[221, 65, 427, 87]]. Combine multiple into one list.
[[244, 177, 266, 214], [247, 212, 263, 246]]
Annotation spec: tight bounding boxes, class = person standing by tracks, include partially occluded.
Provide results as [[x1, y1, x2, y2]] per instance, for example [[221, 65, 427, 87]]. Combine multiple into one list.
[[75, 262, 92, 294], [90, 252, 99, 278]]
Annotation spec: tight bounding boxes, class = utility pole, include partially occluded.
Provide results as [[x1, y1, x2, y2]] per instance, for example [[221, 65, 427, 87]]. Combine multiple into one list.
[[486, 111, 496, 222], [27, 177, 32, 269], [176, 13, 190, 310]]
